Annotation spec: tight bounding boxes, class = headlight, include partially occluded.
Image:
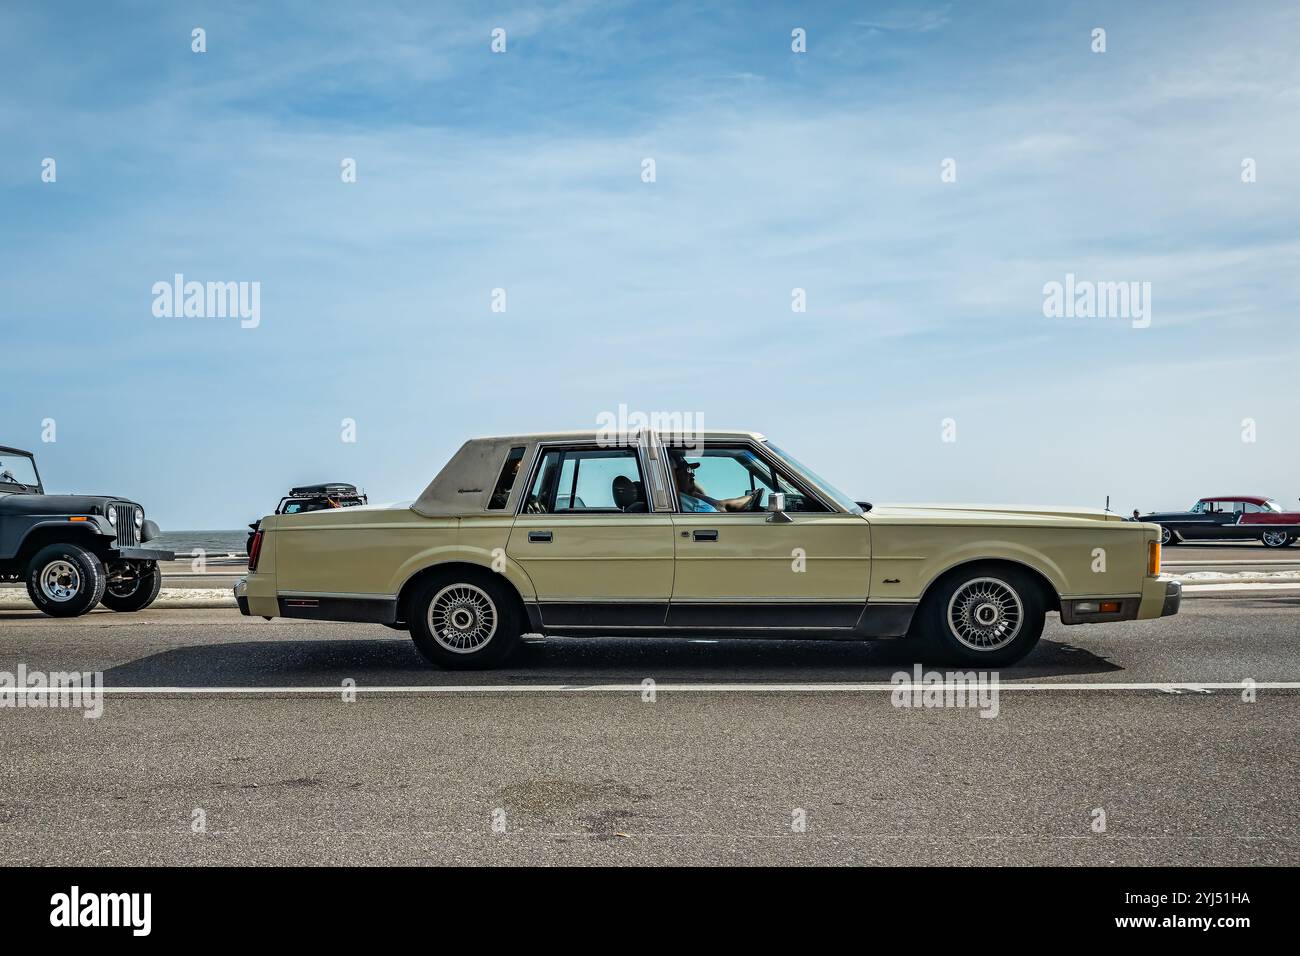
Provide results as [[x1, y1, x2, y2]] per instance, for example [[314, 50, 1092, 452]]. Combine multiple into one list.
[[134, 506, 144, 529], [106, 506, 117, 526]]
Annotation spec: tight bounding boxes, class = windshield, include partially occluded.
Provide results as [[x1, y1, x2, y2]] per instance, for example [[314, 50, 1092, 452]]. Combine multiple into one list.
[[764, 442, 863, 514], [0, 453, 40, 490]]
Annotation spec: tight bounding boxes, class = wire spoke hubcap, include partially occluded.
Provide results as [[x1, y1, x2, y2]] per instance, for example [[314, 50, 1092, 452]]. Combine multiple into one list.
[[947, 577, 1024, 651], [1263, 530, 1288, 547], [40, 560, 82, 602], [428, 584, 497, 653]]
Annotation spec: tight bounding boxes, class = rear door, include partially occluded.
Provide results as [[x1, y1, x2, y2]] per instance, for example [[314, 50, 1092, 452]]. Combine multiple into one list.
[[507, 442, 674, 628]]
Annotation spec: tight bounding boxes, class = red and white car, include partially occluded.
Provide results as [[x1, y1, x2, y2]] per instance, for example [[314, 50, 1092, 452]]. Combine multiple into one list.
[[1139, 496, 1300, 548]]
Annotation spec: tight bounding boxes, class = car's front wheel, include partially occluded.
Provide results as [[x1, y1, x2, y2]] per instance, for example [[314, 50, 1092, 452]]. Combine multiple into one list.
[[1261, 529, 1292, 549], [1159, 525, 1178, 546], [408, 573, 522, 669], [912, 563, 1046, 667], [25, 544, 107, 617], [100, 560, 163, 611]]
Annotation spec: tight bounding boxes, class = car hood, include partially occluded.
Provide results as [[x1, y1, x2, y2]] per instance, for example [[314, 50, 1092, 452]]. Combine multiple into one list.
[[869, 503, 1130, 525], [0, 493, 133, 515]]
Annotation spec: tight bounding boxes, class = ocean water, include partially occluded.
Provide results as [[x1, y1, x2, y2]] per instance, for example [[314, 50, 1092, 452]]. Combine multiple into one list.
[[150, 531, 250, 556]]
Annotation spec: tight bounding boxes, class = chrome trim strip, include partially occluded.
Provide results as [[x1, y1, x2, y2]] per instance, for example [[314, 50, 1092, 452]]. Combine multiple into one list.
[[278, 590, 395, 601]]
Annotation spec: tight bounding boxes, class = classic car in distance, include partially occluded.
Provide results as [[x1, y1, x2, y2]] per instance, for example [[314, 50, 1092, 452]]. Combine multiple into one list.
[[236, 429, 1180, 669], [1139, 496, 1300, 548], [245, 482, 368, 553], [0, 445, 174, 617]]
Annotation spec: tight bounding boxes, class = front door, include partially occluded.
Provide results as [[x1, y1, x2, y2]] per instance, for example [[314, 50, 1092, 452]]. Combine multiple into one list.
[[1202, 499, 1244, 539], [507, 443, 674, 628], [664, 442, 871, 629]]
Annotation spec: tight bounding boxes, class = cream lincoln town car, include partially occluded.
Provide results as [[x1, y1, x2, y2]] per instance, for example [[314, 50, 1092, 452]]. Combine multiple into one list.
[[235, 430, 1180, 668]]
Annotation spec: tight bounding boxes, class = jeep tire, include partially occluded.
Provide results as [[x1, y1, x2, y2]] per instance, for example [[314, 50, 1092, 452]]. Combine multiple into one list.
[[25, 543, 107, 618], [101, 560, 164, 612]]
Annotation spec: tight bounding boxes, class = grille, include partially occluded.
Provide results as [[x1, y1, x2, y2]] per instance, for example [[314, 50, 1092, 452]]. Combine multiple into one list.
[[113, 504, 137, 548]]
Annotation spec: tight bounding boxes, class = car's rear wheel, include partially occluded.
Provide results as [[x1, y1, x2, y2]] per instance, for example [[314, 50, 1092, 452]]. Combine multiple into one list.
[[408, 572, 522, 669], [100, 560, 163, 611], [912, 563, 1046, 667], [25, 544, 107, 618], [1261, 529, 1292, 548]]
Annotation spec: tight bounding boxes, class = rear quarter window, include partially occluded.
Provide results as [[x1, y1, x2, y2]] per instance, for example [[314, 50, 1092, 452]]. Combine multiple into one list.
[[488, 447, 527, 510]]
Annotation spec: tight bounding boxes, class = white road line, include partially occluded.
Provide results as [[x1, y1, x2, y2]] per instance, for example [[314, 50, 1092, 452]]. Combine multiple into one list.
[[4, 681, 1298, 694]]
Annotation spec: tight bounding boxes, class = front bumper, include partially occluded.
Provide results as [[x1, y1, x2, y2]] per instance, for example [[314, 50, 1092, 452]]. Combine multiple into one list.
[[107, 546, 174, 562], [1159, 578, 1182, 617], [1060, 576, 1181, 625]]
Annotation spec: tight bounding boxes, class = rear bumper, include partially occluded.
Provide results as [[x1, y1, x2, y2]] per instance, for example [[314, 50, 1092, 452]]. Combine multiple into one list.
[[234, 576, 278, 618], [1060, 576, 1180, 625]]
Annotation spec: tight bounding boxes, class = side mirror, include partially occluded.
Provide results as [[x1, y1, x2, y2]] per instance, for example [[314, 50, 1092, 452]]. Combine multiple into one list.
[[765, 492, 792, 523]]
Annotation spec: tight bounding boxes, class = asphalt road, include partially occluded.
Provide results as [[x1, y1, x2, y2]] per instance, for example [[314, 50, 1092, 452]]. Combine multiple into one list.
[[0, 597, 1297, 865]]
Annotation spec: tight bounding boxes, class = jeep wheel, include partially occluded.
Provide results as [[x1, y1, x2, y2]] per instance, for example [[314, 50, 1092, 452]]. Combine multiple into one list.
[[408, 573, 522, 669], [25, 544, 107, 618], [912, 563, 1046, 667], [101, 560, 163, 612], [1261, 529, 1291, 549]]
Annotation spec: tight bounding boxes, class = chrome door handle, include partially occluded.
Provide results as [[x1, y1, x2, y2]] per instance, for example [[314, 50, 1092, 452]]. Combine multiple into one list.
[[692, 530, 719, 541], [528, 531, 553, 543]]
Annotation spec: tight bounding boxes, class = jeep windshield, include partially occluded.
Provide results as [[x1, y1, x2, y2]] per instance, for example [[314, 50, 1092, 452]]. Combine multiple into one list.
[[0, 452, 40, 492]]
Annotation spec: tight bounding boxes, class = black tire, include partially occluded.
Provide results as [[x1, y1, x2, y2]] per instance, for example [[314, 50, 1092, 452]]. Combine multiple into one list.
[[1158, 525, 1178, 546], [911, 562, 1047, 667], [1261, 529, 1292, 549], [100, 560, 163, 612], [25, 543, 107, 618], [407, 570, 522, 669]]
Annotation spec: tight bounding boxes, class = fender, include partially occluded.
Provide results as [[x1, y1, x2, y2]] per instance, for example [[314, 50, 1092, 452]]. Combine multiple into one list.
[[390, 544, 538, 603]]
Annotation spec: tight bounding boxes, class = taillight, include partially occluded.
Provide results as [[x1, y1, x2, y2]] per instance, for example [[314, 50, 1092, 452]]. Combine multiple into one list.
[[248, 530, 264, 572]]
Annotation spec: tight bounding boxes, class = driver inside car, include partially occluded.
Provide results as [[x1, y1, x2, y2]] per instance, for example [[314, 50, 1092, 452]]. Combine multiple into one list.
[[670, 453, 763, 513]]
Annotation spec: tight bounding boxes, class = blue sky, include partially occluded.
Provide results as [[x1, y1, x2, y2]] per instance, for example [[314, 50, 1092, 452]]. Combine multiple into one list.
[[2, 1, 1298, 529]]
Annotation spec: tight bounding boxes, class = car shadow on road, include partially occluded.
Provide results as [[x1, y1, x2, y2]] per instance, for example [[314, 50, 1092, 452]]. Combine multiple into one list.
[[97, 632, 1122, 686]]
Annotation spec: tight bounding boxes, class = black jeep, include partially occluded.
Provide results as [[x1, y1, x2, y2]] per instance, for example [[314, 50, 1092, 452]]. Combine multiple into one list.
[[0, 446, 174, 617]]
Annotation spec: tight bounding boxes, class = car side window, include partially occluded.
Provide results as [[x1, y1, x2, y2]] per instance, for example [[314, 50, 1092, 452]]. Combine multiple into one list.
[[522, 447, 647, 514], [487, 446, 526, 510], [668, 445, 828, 513]]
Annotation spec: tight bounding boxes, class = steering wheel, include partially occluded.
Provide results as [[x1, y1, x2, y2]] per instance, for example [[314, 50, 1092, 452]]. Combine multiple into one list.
[[746, 488, 766, 512]]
